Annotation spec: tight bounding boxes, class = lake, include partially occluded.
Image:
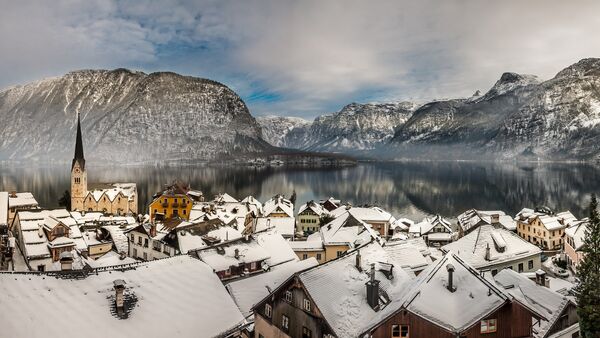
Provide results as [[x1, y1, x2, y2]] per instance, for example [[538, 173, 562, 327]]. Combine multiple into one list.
[[1, 161, 598, 221]]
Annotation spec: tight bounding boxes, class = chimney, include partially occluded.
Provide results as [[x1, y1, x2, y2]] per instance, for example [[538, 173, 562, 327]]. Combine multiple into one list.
[[446, 264, 456, 292], [365, 263, 380, 310], [9, 191, 17, 198], [485, 243, 491, 261], [355, 250, 362, 271], [113, 279, 126, 311], [59, 251, 73, 271], [535, 269, 548, 287], [150, 223, 157, 237], [491, 214, 500, 225], [234, 248, 240, 259]]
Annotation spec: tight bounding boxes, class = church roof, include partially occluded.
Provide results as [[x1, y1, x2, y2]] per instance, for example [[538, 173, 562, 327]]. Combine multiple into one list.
[[72, 113, 85, 170]]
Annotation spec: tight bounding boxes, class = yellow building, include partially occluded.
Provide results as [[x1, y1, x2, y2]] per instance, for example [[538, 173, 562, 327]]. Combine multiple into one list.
[[149, 181, 193, 221], [297, 201, 325, 234], [515, 208, 576, 251]]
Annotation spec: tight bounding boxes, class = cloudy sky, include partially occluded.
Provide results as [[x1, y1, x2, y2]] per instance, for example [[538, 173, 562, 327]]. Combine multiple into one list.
[[1, 0, 600, 119]]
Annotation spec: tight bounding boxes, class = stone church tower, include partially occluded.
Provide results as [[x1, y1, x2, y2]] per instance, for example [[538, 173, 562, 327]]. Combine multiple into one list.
[[70, 113, 87, 211]]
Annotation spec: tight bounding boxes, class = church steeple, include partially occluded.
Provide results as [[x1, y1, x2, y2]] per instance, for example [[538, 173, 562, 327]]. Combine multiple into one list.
[[72, 113, 85, 170]]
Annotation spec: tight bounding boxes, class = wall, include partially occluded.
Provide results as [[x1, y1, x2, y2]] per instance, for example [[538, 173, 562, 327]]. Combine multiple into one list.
[[293, 249, 325, 264], [324, 244, 349, 262]]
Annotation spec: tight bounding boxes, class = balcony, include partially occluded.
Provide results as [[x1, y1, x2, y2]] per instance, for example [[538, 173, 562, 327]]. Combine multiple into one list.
[[172, 202, 180, 208]]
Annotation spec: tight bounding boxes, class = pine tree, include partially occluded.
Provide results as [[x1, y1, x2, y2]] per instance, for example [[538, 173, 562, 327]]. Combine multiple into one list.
[[576, 194, 600, 337], [58, 190, 71, 210]]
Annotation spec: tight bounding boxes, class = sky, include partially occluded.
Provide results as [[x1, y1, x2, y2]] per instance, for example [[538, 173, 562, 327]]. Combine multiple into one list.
[[1, 0, 600, 119]]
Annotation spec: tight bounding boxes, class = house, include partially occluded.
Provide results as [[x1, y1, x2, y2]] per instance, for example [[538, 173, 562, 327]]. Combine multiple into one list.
[[289, 237, 326, 264], [457, 209, 516, 236], [70, 113, 137, 215], [319, 197, 341, 212], [148, 180, 194, 221], [4, 191, 39, 225], [516, 208, 577, 250], [0, 255, 246, 338], [346, 206, 396, 237], [382, 238, 433, 275], [252, 241, 414, 338], [226, 258, 319, 319], [190, 195, 262, 233], [409, 215, 456, 246], [563, 219, 588, 274], [441, 224, 542, 275], [126, 216, 235, 260], [297, 200, 326, 235], [191, 229, 298, 281], [313, 210, 383, 262], [11, 209, 87, 271], [361, 253, 540, 338], [493, 268, 579, 337], [263, 195, 294, 218]]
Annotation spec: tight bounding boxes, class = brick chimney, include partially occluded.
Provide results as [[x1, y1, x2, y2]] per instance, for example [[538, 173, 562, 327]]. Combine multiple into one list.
[[485, 243, 491, 261], [150, 223, 157, 238], [365, 263, 380, 310], [535, 269, 548, 287], [446, 263, 456, 292]]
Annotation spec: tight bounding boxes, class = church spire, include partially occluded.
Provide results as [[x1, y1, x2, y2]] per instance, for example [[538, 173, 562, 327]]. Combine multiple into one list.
[[72, 113, 85, 170]]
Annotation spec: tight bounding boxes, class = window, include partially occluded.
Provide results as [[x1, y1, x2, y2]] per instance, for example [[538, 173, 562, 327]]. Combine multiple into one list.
[[265, 304, 272, 318], [528, 260, 534, 269], [316, 253, 322, 261], [137, 237, 142, 245], [143, 252, 148, 260], [153, 241, 161, 251], [133, 248, 137, 257], [302, 327, 312, 338], [281, 315, 289, 331], [480, 319, 497, 334], [392, 324, 410, 337], [303, 298, 311, 311], [302, 253, 308, 260], [37, 264, 45, 272], [337, 251, 344, 257], [144, 238, 149, 248], [154, 209, 157, 214], [173, 209, 179, 216], [259, 335, 264, 338], [285, 290, 293, 302], [518, 263, 524, 272], [183, 210, 186, 215]]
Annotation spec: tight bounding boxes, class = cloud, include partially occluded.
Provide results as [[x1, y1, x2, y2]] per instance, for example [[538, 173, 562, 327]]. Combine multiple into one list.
[[1, 0, 600, 119]]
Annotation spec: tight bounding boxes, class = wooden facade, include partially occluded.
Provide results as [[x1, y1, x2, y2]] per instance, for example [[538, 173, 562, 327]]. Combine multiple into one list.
[[368, 302, 535, 338]]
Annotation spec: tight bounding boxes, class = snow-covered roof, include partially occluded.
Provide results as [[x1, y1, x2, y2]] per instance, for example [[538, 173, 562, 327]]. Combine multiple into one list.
[[565, 219, 588, 251], [0, 256, 245, 338], [240, 195, 263, 210], [87, 183, 137, 202], [539, 215, 566, 231], [255, 217, 295, 237], [298, 242, 414, 338], [319, 212, 381, 247], [347, 207, 395, 223], [214, 192, 239, 204], [392, 253, 509, 333], [515, 208, 576, 231], [441, 225, 541, 269], [83, 251, 137, 268], [391, 217, 413, 231], [102, 224, 137, 254], [0, 192, 8, 226], [288, 237, 324, 251], [254, 230, 298, 266], [262, 195, 294, 217], [493, 269, 573, 337], [226, 258, 318, 317], [457, 209, 515, 232], [298, 201, 325, 216], [7, 192, 39, 208], [383, 241, 430, 272]]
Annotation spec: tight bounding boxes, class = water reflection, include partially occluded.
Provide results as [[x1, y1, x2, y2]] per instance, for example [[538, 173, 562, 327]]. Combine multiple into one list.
[[0, 162, 598, 220]]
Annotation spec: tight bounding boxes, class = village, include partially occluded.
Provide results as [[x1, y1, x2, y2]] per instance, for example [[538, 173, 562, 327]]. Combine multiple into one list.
[[0, 115, 587, 338]]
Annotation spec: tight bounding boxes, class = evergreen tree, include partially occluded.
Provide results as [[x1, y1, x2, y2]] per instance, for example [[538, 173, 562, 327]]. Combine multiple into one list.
[[58, 190, 71, 210], [576, 194, 600, 337], [290, 190, 297, 206]]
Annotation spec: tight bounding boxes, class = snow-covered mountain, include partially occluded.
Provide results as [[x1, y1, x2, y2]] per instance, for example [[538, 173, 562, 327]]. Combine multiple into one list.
[[258, 102, 418, 152], [256, 116, 310, 147], [0, 69, 272, 163], [390, 58, 600, 160]]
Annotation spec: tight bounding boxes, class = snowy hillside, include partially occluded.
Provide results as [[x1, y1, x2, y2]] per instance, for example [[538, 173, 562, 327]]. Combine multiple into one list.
[[0, 69, 272, 163]]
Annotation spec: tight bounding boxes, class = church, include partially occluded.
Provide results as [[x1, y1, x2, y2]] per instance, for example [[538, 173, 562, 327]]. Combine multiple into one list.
[[70, 114, 138, 215]]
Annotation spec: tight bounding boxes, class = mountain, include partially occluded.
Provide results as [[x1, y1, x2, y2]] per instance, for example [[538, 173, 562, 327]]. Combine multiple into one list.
[[391, 58, 600, 160], [261, 102, 417, 152], [256, 116, 310, 147], [0, 69, 272, 163]]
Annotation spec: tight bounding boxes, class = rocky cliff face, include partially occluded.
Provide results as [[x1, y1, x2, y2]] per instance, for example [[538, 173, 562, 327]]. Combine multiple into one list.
[[0, 69, 272, 163], [259, 102, 417, 152], [256, 116, 310, 147]]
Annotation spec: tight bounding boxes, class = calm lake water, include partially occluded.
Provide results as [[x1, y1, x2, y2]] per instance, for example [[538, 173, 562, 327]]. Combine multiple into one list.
[[1, 161, 598, 221]]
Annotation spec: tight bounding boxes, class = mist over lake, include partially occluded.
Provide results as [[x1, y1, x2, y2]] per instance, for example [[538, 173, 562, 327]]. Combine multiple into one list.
[[1, 161, 598, 221]]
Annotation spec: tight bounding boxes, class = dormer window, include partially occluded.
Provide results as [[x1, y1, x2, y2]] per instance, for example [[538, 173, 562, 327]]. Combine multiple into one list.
[[303, 298, 311, 311], [285, 290, 292, 302]]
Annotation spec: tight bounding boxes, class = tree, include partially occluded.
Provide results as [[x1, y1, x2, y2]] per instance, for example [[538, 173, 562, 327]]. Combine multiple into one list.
[[576, 194, 600, 337], [58, 190, 71, 210], [290, 190, 297, 206]]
